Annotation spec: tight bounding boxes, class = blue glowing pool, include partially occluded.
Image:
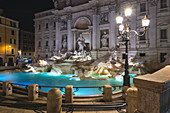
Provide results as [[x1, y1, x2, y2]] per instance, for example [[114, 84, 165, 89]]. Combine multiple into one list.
[[0, 72, 135, 95]]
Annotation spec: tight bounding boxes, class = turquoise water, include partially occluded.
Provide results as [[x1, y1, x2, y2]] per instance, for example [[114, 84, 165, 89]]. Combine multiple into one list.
[[0, 72, 135, 95]]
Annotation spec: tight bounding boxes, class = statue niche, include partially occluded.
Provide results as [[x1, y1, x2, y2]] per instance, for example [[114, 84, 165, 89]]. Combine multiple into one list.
[[77, 34, 85, 52], [62, 35, 67, 50], [100, 30, 109, 48]]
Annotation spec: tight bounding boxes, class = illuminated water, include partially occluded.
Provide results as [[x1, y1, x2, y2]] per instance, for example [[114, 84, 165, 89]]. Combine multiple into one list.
[[0, 72, 135, 95]]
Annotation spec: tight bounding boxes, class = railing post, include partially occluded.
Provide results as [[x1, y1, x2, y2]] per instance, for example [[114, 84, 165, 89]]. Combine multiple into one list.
[[28, 84, 38, 101], [103, 85, 112, 102], [47, 88, 62, 113], [2, 81, 12, 96], [126, 87, 138, 113], [65, 85, 73, 103], [122, 86, 130, 99]]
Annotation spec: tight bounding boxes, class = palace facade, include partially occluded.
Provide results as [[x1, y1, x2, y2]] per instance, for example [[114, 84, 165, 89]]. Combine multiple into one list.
[[0, 16, 19, 66], [34, 0, 170, 65]]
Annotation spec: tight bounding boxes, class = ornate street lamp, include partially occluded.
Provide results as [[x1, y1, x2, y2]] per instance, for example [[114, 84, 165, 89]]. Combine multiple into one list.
[[116, 7, 150, 87]]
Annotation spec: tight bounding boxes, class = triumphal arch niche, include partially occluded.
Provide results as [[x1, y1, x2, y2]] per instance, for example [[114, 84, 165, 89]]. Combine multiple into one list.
[[73, 17, 92, 51]]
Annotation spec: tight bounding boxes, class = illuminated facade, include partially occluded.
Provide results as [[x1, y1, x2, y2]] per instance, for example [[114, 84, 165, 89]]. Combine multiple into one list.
[[0, 16, 19, 66], [34, 0, 170, 66]]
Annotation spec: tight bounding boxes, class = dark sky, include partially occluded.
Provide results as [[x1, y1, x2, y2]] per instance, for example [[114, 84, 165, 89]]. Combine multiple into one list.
[[0, 0, 54, 32]]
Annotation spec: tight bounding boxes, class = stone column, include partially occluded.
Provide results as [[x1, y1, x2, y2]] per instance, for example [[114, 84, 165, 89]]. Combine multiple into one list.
[[92, 8, 99, 50], [55, 16, 60, 51], [134, 65, 170, 113], [47, 88, 62, 113], [28, 84, 38, 101], [67, 14, 73, 51], [130, 7, 137, 49], [149, 3, 157, 49], [72, 30, 77, 50], [65, 85, 73, 103], [103, 85, 112, 102], [109, 10, 116, 48], [2, 81, 12, 96], [89, 29, 92, 50]]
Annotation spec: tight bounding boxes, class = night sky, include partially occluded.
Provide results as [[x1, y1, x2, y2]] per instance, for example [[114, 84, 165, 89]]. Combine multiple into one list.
[[0, 0, 54, 32]]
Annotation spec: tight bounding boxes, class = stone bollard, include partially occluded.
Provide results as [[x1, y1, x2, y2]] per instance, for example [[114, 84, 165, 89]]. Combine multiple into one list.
[[65, 85, 73, 103], [47, 88, 62, 113], [28, 84, 38, 101], [2, 81, 12, 96], [126, 87, 138, 113], [103, 85, 112, 102], [122, 86, 130, 99]]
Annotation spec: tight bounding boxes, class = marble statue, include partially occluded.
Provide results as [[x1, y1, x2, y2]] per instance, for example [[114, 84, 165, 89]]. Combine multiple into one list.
[[66, 0, 71, 6], [77, 34, 85, 51], [62, 36, 67, 49], [101, 31, 109, 47], [53, 0, 58, 8]]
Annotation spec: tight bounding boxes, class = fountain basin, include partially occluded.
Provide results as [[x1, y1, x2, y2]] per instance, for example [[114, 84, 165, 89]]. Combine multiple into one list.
[[0, 71, 135, 95]]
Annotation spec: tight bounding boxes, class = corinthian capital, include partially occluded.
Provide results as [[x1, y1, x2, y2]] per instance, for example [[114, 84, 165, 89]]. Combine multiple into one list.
[[150, 0, 159, 6], [55, 16, 61, 22], [67, 13, 72, 20]]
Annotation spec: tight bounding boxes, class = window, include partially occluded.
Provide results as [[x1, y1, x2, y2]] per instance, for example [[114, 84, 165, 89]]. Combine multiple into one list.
[[10, 21, 16, 27], [140, 53, 146, 57], [0, 18, 1, 24], [46, 41, 48, 46], [140, 3, 146, 12], [14, 39, 16, 44], [10, 39, 16, 44], [11, 30, 15, 35], [29, 47, 31, 51], [160, 0, 167, 8], [160, 29, 167, 39], [46, 54, 48, 58], [160, 53, 167, 63], [53, 40, 56, 47], [54, 22, 56, 28], [29, 53, 31, 56], [10, 39, 13, 44], [38, 24, 41, 30], [24, 47, 28, 51], [0, 37, 1, 43], [24, 53, 27, 55], [11, 49, 14, 54], [46, 23, 48, 29], [122, 53, 126, 59], [38, 41, 41, 47], [23, 40, 27, 43], [139, 32, 146, 40]]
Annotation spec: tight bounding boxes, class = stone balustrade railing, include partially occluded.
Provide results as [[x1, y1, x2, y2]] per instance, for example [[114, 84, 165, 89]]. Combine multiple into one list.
[[0, 81, 122, 103]]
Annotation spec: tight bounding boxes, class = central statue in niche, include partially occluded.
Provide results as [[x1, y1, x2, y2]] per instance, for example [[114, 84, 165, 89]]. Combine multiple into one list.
[[77, 34, 85, 52]]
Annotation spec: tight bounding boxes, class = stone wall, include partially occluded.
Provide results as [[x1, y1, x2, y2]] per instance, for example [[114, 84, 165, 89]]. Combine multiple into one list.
[[133, 65, 170, 113]]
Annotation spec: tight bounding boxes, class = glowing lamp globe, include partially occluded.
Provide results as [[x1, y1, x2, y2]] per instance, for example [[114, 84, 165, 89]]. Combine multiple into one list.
[[142, 16, 150, 27], [116, 16, 123, 24], [125, 8, 132, 17], [119, 24, 124, 32]]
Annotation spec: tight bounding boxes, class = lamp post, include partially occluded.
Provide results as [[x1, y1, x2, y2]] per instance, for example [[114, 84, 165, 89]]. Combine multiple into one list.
[[116, 8, 150, 87]]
